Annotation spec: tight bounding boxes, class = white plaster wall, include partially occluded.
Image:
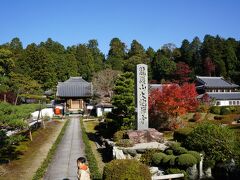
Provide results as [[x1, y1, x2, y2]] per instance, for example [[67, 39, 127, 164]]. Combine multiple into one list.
[[217, 100, 229, 106], [97, 107, 103, 117], [103, 108, 112, 112]]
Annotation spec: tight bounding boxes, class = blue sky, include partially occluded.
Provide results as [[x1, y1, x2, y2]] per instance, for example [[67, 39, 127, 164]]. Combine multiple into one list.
[[1, 0, 240, 54]]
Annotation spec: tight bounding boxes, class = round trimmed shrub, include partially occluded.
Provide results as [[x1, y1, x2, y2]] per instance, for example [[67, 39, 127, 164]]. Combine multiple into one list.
[[113, 130, 127, 142], [165, 149, 173, 155], [162, 155, 176, 166], [176, 154, 198, 167], [103, 159, 151, 180], [140, 149, 161, 165], [220, 107, 231, 115], [169, 155, 177, 166], [187, 151, 201, 163], [210, 106, 221, 114], [173, 147, 188, 155], [152, 152, 167, 165]]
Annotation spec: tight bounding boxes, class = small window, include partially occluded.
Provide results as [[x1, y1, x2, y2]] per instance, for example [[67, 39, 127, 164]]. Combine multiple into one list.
[[216, 101, 220, 106], [233, 101, 236, 105], [229, 101, 232, 105], [237, 101, 240, 105]]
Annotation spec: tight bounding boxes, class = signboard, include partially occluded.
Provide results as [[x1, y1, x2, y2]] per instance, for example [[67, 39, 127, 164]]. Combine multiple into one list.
[[135, 64, 149, 130]]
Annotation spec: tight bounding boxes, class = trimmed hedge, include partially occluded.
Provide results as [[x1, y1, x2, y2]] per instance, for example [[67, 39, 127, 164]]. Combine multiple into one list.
[[103, 159, 151, 180], [32, 119, 69, 180], [187, 151, 201, 163], [165, 149, 173, 155], [140, 149, 162, 165], [173, 147, 188, 155], [152, 152, 167, 165], [80, 119, 102, 180], [176, 154, 198, 167], [162, 155, 176, 166], [173, 128, 193, 143]]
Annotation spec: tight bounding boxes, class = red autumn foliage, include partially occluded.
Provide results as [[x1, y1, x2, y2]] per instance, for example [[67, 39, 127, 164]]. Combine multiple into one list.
[[174, 62, 192, 84], [203, 57, 215, 76], [149, 83, 199, 118]]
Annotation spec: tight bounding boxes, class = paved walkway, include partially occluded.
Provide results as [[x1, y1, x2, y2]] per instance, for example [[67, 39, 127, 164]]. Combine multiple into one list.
[[44, 116, 85, 180]]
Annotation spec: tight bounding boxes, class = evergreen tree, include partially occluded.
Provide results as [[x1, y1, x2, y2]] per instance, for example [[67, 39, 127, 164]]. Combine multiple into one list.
[[75, 44, 94, 81], [111, 72, 135, 130], [152, 50, 176, 81], [107, 38, 126, 70], [87, 39, 105, 72]]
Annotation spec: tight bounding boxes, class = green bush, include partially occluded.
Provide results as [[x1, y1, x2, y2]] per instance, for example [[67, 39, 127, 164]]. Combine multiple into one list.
[[210, 106, 221, 114], [113, 130, 127, 142], [173, 147, 188, 155], [80, 120, 101, 179], [152, 152, 167, 165], [176, 154, 198, 167], [183, 122, 236, 164], [220, 107, 231, 115], [162, 155, 176, 166], [173, 128, 193, 142], [116, 139, 134, 147], [140, 149, 162, 165], [103, 159, 151, 180], [165, 149, 173, 155], [165, 168, 187, 179], [187, 151, 201, 163]]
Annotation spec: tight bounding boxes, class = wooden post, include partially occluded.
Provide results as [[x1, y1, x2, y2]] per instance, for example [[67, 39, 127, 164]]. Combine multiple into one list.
[[29, 128, 33, 141]]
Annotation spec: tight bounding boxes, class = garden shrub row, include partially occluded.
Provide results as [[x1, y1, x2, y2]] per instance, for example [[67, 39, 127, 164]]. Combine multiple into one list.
[[138, 142, 201, 178], [80, 119, 101, 180], [32, 119, 69, 180], [210, 106, 240, 115]]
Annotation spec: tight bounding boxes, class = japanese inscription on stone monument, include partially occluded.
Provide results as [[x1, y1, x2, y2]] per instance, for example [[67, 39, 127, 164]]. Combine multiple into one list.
[[136, 64, 148, 130]]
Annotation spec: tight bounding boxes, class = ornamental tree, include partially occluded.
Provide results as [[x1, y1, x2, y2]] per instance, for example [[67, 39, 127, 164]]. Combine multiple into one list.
[[174, 62, 192, 84], [111, 72, 135, 130], [149, 83, 199, 129], [183, 123, 236, 168]]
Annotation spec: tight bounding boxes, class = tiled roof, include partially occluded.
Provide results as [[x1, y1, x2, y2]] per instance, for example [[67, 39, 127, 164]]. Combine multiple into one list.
[[198, 92, 240, 100], [196, 76, 239, 88], [149, 84, 179, 91], [56, 77, 92, 97]]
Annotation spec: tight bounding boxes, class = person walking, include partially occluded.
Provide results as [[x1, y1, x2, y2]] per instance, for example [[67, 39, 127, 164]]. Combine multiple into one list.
[[77, 157, 91, 180]]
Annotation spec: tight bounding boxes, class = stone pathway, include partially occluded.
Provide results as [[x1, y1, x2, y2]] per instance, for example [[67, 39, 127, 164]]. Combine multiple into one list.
[[44, 116, 85, 180]]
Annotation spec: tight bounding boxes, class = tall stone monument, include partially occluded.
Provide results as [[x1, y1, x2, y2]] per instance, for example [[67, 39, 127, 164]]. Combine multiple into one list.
[[135, 64, 148, 130]]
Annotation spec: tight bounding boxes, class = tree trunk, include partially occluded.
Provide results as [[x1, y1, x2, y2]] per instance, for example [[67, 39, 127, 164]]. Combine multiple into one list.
[[14, 93, 19, 105], [29, 129, 33, 141]]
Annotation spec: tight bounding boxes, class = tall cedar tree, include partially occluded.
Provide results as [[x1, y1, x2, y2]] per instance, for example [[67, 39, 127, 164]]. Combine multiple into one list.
[[107, 38, 126, 71]]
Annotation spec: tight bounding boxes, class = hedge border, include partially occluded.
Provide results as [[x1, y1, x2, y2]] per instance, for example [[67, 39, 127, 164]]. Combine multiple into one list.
[[32, 119, 70, 180], [80, 119, 102, 180]]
